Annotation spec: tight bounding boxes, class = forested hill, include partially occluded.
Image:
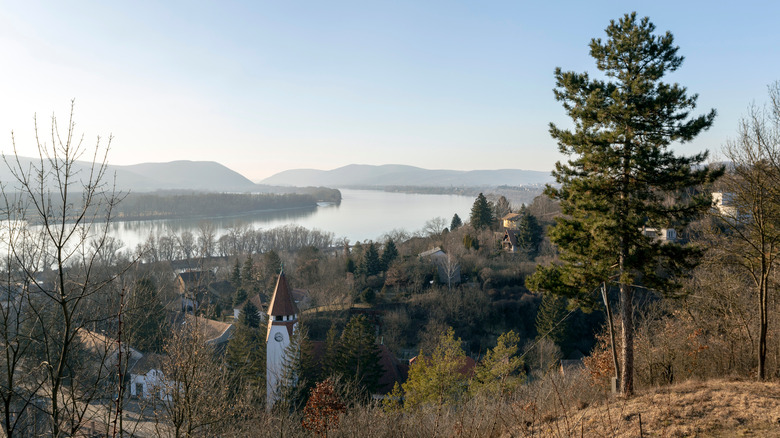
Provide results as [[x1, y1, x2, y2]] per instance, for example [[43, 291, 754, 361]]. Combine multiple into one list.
[[0, 157, 339, 199], [261, 164, 554, 187]]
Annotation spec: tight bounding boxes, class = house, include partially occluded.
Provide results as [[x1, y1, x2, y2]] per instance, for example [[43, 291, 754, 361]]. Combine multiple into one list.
[[418, 247, 461, 286], [502, 229, 520, 252], [129, 354, 170, 400], [501, 212, 522, 230], [76, 329, 143, 376], [129, 314, 233, 401], [174, 269, 215, 313], [712, 192, 737, 217], [641, 227, 677, 243]]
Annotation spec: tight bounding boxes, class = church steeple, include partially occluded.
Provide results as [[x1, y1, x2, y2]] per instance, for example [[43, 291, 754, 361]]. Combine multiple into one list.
[[266, 271, 299, 408]]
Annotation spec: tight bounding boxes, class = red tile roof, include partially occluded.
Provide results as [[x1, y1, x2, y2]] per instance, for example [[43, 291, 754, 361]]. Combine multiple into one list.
[[268, 272, 299, 317]]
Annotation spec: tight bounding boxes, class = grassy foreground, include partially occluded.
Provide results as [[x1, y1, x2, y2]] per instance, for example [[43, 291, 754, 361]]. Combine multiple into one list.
[[511, 378, 780, 438]]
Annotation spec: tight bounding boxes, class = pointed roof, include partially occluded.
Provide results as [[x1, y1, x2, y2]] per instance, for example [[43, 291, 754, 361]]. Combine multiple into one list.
[[267, 272, 299, 317]]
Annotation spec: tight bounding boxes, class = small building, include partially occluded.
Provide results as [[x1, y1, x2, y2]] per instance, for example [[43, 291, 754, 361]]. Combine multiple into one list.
[[418, 247, 461, 286]]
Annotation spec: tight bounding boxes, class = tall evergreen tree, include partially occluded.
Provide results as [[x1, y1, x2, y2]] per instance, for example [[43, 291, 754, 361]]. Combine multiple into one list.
[[362, 242, 382, 277], [380, 239, 398, 271], [239, 299, 261, 329], [515, 208, 543, 256], [242, 254, 256, 291], [450, 213, 463, 231], [125, 277, 169, 353], [334, 315, 383, 395], [225, 303, 266, 398], [535, 292, 569, 346], [230, 258, 242, 288], [469, 193, 494, 230], [527, 13, 722, 395]]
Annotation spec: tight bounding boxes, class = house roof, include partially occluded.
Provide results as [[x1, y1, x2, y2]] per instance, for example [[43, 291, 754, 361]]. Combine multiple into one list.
[[502, 212, 522, 221], [419, 247, 445, 258], [268, 272, 299, 316], [131, 353, 165, 375], [503, 229, 519, 246]]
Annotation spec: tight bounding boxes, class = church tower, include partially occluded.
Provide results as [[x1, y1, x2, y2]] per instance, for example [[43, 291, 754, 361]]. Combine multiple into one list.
[[266, 271, 299, 408]]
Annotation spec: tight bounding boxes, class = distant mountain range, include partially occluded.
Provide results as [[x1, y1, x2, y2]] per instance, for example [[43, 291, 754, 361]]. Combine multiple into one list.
[[261, 164, 553, 187], [0, 159, 553, 193]]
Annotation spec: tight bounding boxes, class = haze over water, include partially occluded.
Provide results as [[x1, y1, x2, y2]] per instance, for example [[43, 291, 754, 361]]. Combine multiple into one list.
[[105, 189, 476, 250]]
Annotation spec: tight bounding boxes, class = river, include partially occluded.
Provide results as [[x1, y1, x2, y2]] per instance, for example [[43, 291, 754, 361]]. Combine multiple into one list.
[[104, 189, 476, 249]]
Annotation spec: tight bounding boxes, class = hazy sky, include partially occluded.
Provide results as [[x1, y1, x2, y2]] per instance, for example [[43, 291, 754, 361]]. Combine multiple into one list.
[[1, 1, 778, 182]]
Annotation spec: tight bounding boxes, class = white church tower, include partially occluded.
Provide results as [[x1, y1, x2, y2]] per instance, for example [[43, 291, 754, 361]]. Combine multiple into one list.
[[266, 271, 299, 408]]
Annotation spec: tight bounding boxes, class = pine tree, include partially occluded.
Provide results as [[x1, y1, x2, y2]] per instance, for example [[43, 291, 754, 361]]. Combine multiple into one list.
[[334, 315, 383, 395], [535, 293, 569, 346], [232, 287, 247, 307], [527, 13, 722, 395], [469, 193, 494, 230], [450, 213, 463, 231], [400, 327, 468, 409], [380, 239, 398, 271], [362, 242, 382, 277], [242, 254, 256, 291], [321, 322, 341, 377], [470, 331, 524, 397], [125, 277, 169, 353], [240, 299, 260, 329], [225, 305, 266, 397], [230, 258, 242, 287], [516, 209, 543, 256]]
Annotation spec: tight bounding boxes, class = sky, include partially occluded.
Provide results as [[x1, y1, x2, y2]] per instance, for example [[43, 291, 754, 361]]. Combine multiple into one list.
[[0, 1, 778, 182]]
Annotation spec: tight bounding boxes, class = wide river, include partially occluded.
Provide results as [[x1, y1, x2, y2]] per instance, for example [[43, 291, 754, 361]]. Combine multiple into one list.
[[106, 189, 476, 248]]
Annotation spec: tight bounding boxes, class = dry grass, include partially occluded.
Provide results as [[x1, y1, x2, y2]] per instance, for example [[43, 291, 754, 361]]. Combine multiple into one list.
[[509, 378, 780, 437]]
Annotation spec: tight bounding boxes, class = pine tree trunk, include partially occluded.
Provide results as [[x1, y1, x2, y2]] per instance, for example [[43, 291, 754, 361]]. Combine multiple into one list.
[[758, 275, 768, 380], [620, 282, 634, 396]]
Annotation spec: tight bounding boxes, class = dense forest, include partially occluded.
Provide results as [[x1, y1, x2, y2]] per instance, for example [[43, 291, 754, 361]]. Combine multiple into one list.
[[114, 190, 340, 220]]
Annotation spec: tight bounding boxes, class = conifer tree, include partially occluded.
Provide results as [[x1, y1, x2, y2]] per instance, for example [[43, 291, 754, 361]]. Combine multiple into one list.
[[469, 193, 494, 230], [450, 213, 463, 231], [362, 242, 382, 277], [400, 327, 468, 409], [334, 315, 383, 395], [516, 209, 543, 256], [242, 254, 256, 291], [230, 258, 242, 288], [225, 302, 266, 398], [239, 299, 260, 329], [527, 13, 722, 395], [126, 277, 169, 353], [470, 330, 524, 397], [380, 239, 398, 271], [535, 293, 569, 346]]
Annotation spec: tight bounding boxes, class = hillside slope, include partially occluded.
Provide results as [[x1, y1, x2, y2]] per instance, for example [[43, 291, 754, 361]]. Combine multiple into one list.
[[514, 379, 780, 437]]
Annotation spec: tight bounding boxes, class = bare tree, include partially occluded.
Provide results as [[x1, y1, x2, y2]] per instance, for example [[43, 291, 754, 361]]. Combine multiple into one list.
[[422, 217, 448, 237], [0, 102, 130, 436], [717, 82, 780, 380]]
